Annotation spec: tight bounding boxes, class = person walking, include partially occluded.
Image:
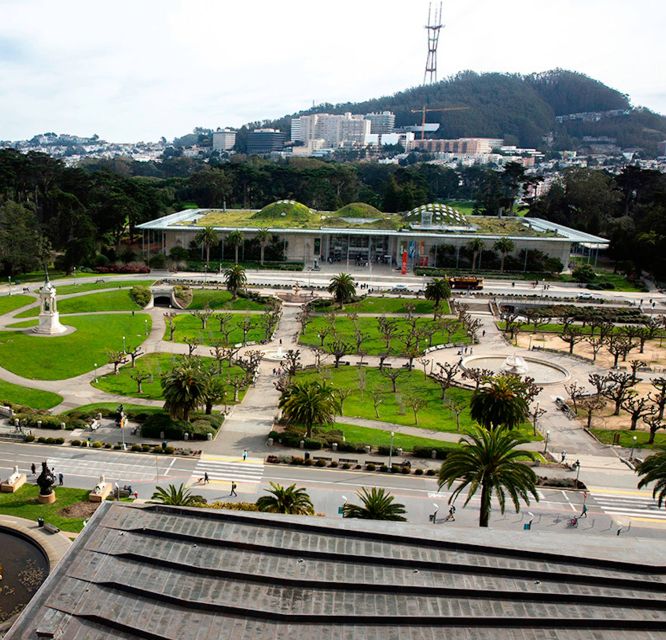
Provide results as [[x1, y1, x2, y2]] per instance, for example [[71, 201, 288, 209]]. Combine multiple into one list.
[[445, 506, 456, 521], [58, 473, 63, 486], [242, 449, 248, 461], [579, 503, 588, 518], [31, 463, 36, 475], [560, 450, 567, 464], [204, 472, 209, 485], [230, 481, 238, 497]]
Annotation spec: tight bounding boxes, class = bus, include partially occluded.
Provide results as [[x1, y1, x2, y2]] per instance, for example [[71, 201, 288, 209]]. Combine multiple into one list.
[[448, 276, 483, 290]]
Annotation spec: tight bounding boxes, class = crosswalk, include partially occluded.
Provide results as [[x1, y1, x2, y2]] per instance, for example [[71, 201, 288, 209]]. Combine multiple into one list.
[[590, 488, 665, 525], [190, 454, 264, 487]]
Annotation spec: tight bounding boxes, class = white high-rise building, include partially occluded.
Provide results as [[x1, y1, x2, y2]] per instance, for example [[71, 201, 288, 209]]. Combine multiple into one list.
[[290, 113, 370, 147], [212, 129, 236, 151], [366, 111, 395, 134]]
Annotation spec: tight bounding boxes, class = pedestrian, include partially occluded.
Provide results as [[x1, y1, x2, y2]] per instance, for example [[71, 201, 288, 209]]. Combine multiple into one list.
[[204, 472, 209, 484], [445, 506, 456, 521], [242, 449, 248, 461], [31, 463, 36, 475], [279, 338, 282, 346], [482, 330, 486, 337], [230, 481, 238, 497], [58, 473, 63, 486], [560, 451, 567, 464], [580, 503, 588, 518]]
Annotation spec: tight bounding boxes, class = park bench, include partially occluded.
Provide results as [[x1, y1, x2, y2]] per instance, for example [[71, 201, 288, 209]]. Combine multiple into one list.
[[338, 457, 358, 464], [43, 522, 60, 534], [313, 455, 332, 462], [94, 278, 106, 284]]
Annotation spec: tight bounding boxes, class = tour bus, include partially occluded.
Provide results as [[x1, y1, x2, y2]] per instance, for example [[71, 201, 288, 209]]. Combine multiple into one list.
[[448, 276, 484, 290]]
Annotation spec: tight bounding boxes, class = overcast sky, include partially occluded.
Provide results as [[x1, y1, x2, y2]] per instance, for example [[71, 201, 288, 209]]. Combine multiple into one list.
[[0, 0, 664, 142]]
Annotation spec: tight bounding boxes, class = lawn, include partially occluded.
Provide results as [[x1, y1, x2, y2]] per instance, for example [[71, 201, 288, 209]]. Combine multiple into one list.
[[187, 290, 266, 311], [322, 423, 458, 452], [0, 294, 35, 315], [496, 321, 633, 335], [61, 402, 165, 416], [314, 296, 446, 315], [168, 313, 265, 346], [591, 429, 666, 449], [300, 316, 468, 356], [0, 485, 92, 532], [0, 313, 150, 380], [296, 367, 537, 440], [93, 352, 248, 403], [0, 380, 62, 409], [55, 279, 155, 295], [16, 290, 142, 317]]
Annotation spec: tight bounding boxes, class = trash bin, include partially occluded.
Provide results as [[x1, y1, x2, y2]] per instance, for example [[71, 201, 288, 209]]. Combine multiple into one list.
[[37, 517, 44, 528], [162, 440, 167, 450], [207, 433, 212, 441], [304, 451, 311, 461]]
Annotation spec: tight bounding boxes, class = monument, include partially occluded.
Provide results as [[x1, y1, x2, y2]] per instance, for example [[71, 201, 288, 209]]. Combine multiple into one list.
[[500, 354, 529, 376], [0, 465, 26, 493], [33, 270, 67, 335], [36, 462, 56, 504]]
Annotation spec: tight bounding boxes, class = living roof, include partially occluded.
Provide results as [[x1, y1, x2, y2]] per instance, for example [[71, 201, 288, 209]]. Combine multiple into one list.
[[405, 202, 468, 227], [7, 502, 666, 640]]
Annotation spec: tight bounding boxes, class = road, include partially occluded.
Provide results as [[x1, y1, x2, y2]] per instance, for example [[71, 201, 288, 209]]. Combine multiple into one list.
[[1, 441, 663, 539]]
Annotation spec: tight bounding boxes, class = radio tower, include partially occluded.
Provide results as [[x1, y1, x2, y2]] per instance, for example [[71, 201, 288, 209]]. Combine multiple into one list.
[[423, 2, 443, 85]]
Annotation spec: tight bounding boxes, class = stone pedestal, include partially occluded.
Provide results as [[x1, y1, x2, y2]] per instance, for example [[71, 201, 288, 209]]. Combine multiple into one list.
[[1, 473, 26, 493], [34, 310, 67, 335], [38, 492, 56, 504], [89, 483, 112, 503]]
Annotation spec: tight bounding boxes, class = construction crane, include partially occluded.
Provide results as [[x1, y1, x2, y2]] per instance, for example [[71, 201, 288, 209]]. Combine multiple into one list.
[[410, 105, 469, 140]]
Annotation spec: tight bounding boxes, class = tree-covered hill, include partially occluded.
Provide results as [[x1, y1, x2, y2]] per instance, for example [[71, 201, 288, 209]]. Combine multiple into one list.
[[261, 69, 666, 154]]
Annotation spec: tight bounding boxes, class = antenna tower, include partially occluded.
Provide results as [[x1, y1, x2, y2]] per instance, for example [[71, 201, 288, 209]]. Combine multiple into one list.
[[423, 2, 443, 85]]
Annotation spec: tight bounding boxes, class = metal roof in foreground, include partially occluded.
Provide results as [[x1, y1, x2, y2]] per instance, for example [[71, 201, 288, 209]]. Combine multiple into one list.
[[7, 502, 665, 639]]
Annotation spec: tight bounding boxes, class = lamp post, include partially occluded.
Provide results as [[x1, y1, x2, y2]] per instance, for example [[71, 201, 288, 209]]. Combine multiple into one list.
[[543, 430, 550, 454], [122, 335, 126, 353], [93, 362, 98, 383], [144, 319, 148, 336], [431, 503, 439, 524], [340, 495, 348, 517], [388, 431, 395, 470], [7, 277, 11, 296], [630, 435, 637, 460]]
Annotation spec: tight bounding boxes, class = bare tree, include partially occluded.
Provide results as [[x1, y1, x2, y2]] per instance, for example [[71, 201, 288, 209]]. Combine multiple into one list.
[[377, 316, 399, 351], [578, 395, 605, 429], [357, 367, 367, 397], [650, 377, 666, 420], [106, 350, 128, 375], [462, 367, 493, 390], [190, 305, 214, 330], [313, 348, 328, 372], [605, 334, 635, 368], [229, 374, 246, 402], [564, 381, 586, 415], [621, 392, 656, 431], [381, 368, 403, 393], [524, 308, 550, 333], [127, 345, 144, 368], [240, 317, 253, 345], [434, 362, 460, 400], [371, 391, 383, 418], [185, 337, 200, 356], [404, 302, 416, 319], [353, 327, 367, 354], [316, 325, 332, 347], [336, 387, 353, 414], [406, 396, 426, 425], [629, 359, 647, 383], [378, 353, 388, 371], [217, 313, 234, 345], [585, 335, 606, 363], [331, 339, 351, 369], [163, 312, 177, 341], [588, 373, 611, 397], [530, 403, 547, 436], [601, 371, 638, 416], [131, 370, 151, 394], [445, 397, 465, 432], [210, 341, 235, 374], [641, 317, 662, 352], [643, 412, 665, 445], [280, 349, 301, 377], [559, 325, 586, 355], [417, 357, 431, 380], [622, 325, 648, 354], [437, 318, 459, 344]]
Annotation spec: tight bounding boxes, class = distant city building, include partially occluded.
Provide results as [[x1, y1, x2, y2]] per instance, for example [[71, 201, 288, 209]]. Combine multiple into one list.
[[212, 129, 236, 151], [246, 129, 286, 155], [410, 137, 504, 154], [366, 111, 395, 134], [291, 113, 371, 147]]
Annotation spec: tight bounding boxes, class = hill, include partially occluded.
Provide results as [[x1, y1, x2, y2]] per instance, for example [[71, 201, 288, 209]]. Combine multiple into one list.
[[257, 69, 666, 155]]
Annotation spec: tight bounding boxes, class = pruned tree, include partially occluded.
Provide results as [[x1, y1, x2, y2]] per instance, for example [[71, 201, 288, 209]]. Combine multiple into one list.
[[404, 302, 416, 319], [377, 316, 399, 351], [406, 396, 426, 425], [353, 327, 367, 354], [641, 316, 662, 352], [445, 397, 465, 432], [381, 368, 403, 393], [295, 308, 310, 333], [629, 359, 647, 383], [621, 392, 656, 431], [578, 395, 605, 429], [524, 308, 549, 333], [559, 325, 585, 355], [316, 325, 332, 347], [240, 317, 253, 345], [229, 374, 246, 402], [336, 387, 353, 414], [357, 367, 367, 397], [588, 373, 611, 397], [313, 347, 328, 372], [462, 367, 493, 390], [190, 305, 214, 330], [371, 391, 383, 418], [185, 337, 200, 356], [501, 309, 522, 340], [643, 413, 665, 445], [330, 339, 351, 369], [106, 350, 128, 375], [463, 317, 483, 343], [378, 353, 388, 371], [601, 371, 638, 416], [217, 313, 233, 344], [585, 334, 606, 363], [434, 362, 460, 400], [210, 341, 235, 374], [622, 325, 648, 353], [530, 404, 547, 437], [605, 334, 635, 368], [280, 349, 301, 377], [131, 370, 151, 394], [417, 357, 431, 380], [564, 381, 586, 415], [421, 324, 438, 348], [164, 312, 177, 341], [650, 377, 666, 420], [127, 345, 144, 368]]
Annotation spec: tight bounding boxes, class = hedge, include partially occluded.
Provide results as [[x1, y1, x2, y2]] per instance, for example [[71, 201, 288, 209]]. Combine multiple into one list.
[[129, 285, 152, 308], [140, 412, 222, 441]]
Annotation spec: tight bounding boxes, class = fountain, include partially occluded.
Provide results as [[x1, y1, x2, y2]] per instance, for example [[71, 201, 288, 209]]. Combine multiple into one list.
[[500, 355, 529, 376], [264, 346, 284, 362], [462, 353, 569, 385]]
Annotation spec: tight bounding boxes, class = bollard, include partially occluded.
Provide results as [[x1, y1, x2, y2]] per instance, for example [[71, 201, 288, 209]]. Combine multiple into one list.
[[332, 442, 338, 452], [267, 437, 274, 447], [60, 422, 66, 430], [364, 445, 371, 454], [431, 450, 437, 459], [206, 433, 212, 441], [36, 420, 42, 429], [299, 440, 305, 450], [184, 432, 189, 441], [396, 447, 403, 456]]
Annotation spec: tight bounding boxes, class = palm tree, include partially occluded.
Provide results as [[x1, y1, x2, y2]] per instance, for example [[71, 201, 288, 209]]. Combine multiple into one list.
[[226, 230, 243, 264], [637, 449, 666, 508], [327, 273, 356, 307], [468, 238, 485, 271], [195, 226, 218, 265], [424, 278, 451, 318], [256, 482, 315, 514], [278, 379, 336, 438], [493, 238, 514, 273], [470, 374, 530, 431], [161, 360, 206, 422], [438, 426, 538, 527], [343, 487, 407, 521], [150, 483, 205, 506], [224, 263, 246, 299], [256, 228, 270, 266]]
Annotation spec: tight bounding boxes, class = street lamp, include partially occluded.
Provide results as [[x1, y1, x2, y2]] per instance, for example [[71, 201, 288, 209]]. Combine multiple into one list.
[[340, 495, 348, 517], [543, 430, 550, 453], [144, 319, 148, 336], [93, 362, 98, 383], [430, 503, 439, 524], [122, 336, 126, 353], [630, 435, 637, 460], [7, 277, 11, 296], [388, 431, 395, 470]]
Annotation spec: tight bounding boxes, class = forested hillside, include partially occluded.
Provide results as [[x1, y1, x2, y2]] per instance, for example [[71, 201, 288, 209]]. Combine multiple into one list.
[[257, 70, 666, 154]]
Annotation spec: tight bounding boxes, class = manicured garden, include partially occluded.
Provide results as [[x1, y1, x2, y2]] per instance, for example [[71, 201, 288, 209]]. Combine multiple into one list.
[[322, 422, 456, 451], [314, 296, 445, 315], [0, 485, 92, 532], [0, 380, 62, 409], [591, 429, 666, 449], [295, 367, 536, 440], [93, 353, 248, 403], [187, 290, 267, 311], [55, 279, 155, 295], [0, 314, 150, 379], [0, 294, 34, 315], [300, 316, 468, 356], [16, 289, 142, 317], [167, 313, 265, 346]]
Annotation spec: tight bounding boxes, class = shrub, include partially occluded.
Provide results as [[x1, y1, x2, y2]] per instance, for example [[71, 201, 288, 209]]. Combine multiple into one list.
[[572, 263, 596, 283], [365, 463, 376, 471], [148, 253, 167, 269], [37, 437, 46, 443], [104, 443, 112, 449], [341, 463, 351, 470], [380, 464, 389, 472], [95, 261, 150, 274], [413, 446, 450, 460], [129, 285, 152, 308], [426, 469, 437, 476], [266, 455, 280, 464], [15, 414, 64, 430], [290, 456, 304, 465], [163, 446, 175, 454], [140, 412, 217, 441], [207, 501, 259, 511], [92, 441, 103, 448], [54, 437, 65, 445], [303, 438, 322, 450], [45, 437, 54, 444], [315, 459, 327, 467], [401, 466, 410, 474], [329, 460, 339, 468], [70, 439, 81, 447], [131, 444, 142, 452], [414, 468, 424, 475], [24, 434, 35, 442], [113, 444, 122, 450], [304, 458, 314, 466], [173, 285, 193, 308]]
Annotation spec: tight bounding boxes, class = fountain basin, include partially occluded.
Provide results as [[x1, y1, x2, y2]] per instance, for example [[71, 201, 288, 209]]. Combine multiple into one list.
[[462, 354, 569, 385]]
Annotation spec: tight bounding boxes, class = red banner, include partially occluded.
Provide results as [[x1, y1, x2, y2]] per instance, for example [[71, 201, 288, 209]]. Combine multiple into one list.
[[401, 250, 408, 275]]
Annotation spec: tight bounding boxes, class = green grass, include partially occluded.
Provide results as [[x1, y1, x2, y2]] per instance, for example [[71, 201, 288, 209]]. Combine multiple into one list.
[[323, 423, 458, 452], [0, 485, 92, 532], [16, 290, 142, 318], [0, 380, 62, 409], [300, 316, 468, 356], [93, 352, 247, 403], [591, 429, 666, 449], [187, 290, 266, 311], [0, 314, 150, 380], [315, 296, 446, 315], [168, 313, 265, 346], [0, 294, 35, 315], [296, 367, 537, 440], [55, 279, 155, 295], [61, 402, 164, 416]]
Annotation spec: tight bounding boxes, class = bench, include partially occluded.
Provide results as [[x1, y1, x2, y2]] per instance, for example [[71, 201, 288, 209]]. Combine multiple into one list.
[[94, 278, 106, 284], [43, 522, 60, 534], [338, 458, 359, 464], [313, 456, 332, 462]]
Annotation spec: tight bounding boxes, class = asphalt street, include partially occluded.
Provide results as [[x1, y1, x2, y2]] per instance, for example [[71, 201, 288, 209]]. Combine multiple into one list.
[[1, 441, 663, 539]]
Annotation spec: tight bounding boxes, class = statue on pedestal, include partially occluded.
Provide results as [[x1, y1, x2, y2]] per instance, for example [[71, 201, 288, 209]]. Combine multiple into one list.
[[36, 462, 55, 496], [33, 266, 67, 335]]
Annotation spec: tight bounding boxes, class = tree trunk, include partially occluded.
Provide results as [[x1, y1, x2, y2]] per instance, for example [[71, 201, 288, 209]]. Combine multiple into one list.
[[205, 401, 213, 415], [306, 422, 313, 439], [479, 482, 491, 527], [260, 245, 265, 266], [234, 246, 239, 264], [630, 415, 638, 430], [648, 427, 656, 445], [614, 399, 622, 416], [613, 352, 620, 368]]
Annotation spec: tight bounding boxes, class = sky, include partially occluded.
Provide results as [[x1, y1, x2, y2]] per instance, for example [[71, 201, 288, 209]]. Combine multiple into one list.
[[0, 0, 664, 142]]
